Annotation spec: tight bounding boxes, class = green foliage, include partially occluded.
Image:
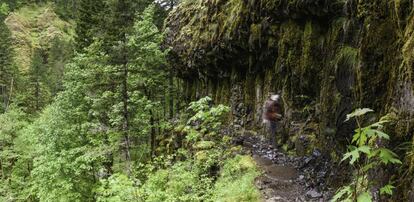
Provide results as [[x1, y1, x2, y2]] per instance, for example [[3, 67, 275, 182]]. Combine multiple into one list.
[[75, 0, 105, 51], [187, 96, 230, 133], [138, 161, 213, 201], [0, 106, 30, 200], [46, 37, 74, 95], [380, 184, 395, 196], [332, 185, 353, 202], [0, 3, 10, 15], [333, 108, 401, 202], [0, 3, 184, 200], [136, 154, 260, 202], [96, 173, 139, 202], [127, 4, 168, 93], [129, 97, 259, 202], [3, 3, 75, 113], [211, 155, 261, 202], [357, 192, 373, 202], [24, 48, 51, 112], [28, 104, 99, 201]]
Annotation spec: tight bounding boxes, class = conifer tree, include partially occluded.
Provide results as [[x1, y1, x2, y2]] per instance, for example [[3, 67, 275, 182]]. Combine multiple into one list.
[[25, 49, 50, 112], [75, 0, 104, 51], [47, 37, 73, 95], [0, 11, 17, 113]]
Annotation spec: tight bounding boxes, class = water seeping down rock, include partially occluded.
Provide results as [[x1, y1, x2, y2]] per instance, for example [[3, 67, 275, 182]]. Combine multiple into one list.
[[165, 0, 414, 199]]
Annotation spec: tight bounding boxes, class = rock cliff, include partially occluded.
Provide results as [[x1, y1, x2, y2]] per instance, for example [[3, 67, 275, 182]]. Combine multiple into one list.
[[165, 0, 414, 198]]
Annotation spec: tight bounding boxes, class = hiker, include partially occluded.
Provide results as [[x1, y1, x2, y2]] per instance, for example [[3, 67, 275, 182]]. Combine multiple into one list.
[[262, 94, 283, 147]]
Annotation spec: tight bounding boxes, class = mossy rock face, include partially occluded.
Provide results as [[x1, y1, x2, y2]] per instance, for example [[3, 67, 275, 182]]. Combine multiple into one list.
[[165, 0, 344, 78], [167, 1, 414, 198]]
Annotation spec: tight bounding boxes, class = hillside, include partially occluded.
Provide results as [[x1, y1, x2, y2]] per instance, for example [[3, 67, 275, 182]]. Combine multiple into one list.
[[5, 4, 74, 71]]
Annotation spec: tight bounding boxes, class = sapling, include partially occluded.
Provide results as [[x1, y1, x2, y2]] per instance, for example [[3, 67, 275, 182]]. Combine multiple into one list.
[[332, 108, 401, 202]]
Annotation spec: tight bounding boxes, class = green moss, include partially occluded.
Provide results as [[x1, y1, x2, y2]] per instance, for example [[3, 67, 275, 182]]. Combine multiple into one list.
[[193, 141, 216, 150], [249, 23, 262, 48], [335, 46, 358, 68]]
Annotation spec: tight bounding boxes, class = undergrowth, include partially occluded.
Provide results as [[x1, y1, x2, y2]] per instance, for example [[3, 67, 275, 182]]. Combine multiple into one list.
[[95, 97, 261, 202]]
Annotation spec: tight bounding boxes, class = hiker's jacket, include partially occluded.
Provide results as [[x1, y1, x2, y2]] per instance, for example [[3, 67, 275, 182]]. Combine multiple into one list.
[[263, 100, 282, 122]]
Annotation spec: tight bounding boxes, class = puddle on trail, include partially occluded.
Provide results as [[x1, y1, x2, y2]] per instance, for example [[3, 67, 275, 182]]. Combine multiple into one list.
[[254, 155, 298, 181]]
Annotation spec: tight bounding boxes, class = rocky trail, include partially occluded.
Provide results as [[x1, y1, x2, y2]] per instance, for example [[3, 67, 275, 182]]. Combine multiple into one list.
[[237, 135, 336, 202]]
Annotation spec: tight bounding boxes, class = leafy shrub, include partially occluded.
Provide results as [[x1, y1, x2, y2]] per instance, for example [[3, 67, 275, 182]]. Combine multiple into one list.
[[96, 173, 139, 202], [333, 108, 402, 202], [138, 161, 213, 202], [211, 155, 261, 202]]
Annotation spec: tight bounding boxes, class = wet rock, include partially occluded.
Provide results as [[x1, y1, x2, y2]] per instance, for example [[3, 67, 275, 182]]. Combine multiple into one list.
[[317, 171, 326, 178], [304, 157, 312, 165], [234, 124, 242, 129], [295, 196, 306, 202], [267, 196, 283, 202], [298, 175, 305, 180], [306, 189, 323, 199], [312, 149, 321, 157]]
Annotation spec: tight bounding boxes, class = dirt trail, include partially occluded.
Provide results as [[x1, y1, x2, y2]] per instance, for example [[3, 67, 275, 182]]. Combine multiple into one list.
[[238, 135, 334, 202]]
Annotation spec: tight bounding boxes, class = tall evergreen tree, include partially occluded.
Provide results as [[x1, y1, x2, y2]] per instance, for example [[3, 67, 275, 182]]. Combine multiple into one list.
[[0, 10, 17, 113], [94, 0, 154, 173], [75, 0, 104, 51], [25, 49, 50, 112], [47, 37, 74, 95]]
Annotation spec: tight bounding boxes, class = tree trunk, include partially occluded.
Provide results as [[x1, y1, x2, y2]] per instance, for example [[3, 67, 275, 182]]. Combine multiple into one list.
[[169, 70, 174, 118], [35, 79, 40, 111], [6, 78, 13, 111], [121, 48, 131, 174], [150, 109, 156, 159]]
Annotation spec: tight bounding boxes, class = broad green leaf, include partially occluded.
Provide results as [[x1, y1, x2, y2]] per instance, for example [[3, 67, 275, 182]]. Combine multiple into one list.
[[362, 162, 376, 172], [364, 128, 376, 138], [379, 148, 402, 165], [358, 146, 371, 155], [352, 129, 361, 143], [332, 186, 352, 202], [380, 184, 395, 196], [357, 192, 372, 202], [372, 129, 390, 140], [357, 130, 368, 147], [345, 108, 374, 122], [368, 120, 387, 128], [368, 149, 380, 158], [0, 3, 9, 15], [342, 148, 360, 164], [389, 158, 402, 164]]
